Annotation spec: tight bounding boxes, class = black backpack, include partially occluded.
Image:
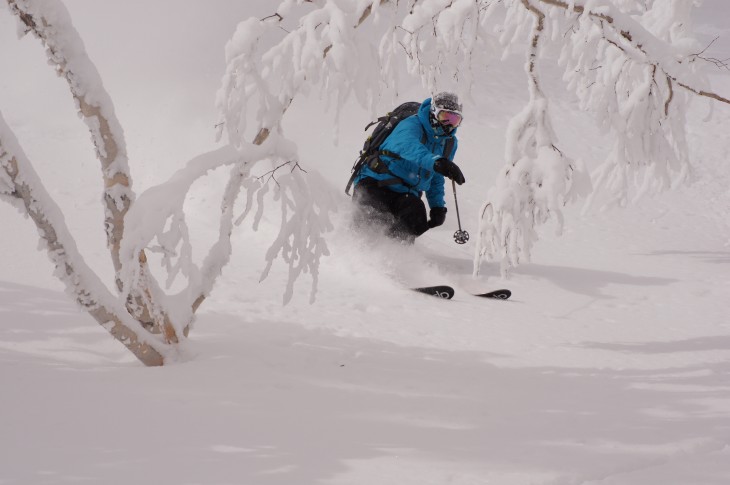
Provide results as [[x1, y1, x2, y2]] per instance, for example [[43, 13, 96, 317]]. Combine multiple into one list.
[[345, 101, 422, 195]]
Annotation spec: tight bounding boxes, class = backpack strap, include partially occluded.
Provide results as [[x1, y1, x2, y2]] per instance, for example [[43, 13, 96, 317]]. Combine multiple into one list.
[[443, 137, 455, 160], [365, 116, 387, 131], [345, 151, 408, 195], [345, 166, 360, 195], [422, 128, 455, 160]]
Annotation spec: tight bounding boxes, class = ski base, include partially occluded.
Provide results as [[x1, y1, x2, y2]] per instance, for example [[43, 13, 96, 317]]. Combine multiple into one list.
[[475, 288, 511, 300], [412, 285, 455, 300]]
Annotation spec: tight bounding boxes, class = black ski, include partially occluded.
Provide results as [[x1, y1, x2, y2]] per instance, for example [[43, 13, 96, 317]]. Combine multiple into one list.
[[475, 288, 511, 300], [412, 285, 455, 299]]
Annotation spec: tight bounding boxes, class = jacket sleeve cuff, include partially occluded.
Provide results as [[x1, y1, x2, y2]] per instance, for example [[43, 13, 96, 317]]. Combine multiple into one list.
[[423, 154, 440, 171]]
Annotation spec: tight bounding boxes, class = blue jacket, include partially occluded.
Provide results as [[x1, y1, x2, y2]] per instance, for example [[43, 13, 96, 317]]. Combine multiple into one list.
[[355, 98, 458, 208]]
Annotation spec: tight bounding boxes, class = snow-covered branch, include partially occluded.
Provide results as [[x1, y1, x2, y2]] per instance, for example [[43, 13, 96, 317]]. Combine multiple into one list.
[[255, 166, 334, 305], [474, 0, 591, 275], [190, 163, 251, 314], [216, 0, 387, 149], [472, 0, 728, 274], [400, 0, 497, 96], [212, 1, 392, 303], [535, 0, 730, 105], [6, 0, 177, 338], [552, 0, 703, 207], [8, 0, 132, 273], [119, 139, 300, 325], [0, 112, 169, 366]]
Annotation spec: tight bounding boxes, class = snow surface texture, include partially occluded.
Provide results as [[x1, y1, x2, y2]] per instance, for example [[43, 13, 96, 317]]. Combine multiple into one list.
[[1, 0, 730, 484]]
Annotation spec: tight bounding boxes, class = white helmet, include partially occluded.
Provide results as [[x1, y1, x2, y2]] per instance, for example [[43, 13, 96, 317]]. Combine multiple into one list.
[[430, 92, 463, 132]]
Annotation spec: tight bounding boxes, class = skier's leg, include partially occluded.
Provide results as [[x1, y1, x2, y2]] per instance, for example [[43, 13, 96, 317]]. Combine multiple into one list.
[[352, 178, 397, 232], [388, 192, 428, 241]]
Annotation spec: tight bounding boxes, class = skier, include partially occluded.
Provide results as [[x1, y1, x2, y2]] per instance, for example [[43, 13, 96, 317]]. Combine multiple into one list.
[[352, 92, 466, 242]]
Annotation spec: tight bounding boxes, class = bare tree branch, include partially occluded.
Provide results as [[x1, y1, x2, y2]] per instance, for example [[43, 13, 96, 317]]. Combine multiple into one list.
[[675, 80, 730, 105], [255, 161, 306, 188], [689, 36, 730, 70]]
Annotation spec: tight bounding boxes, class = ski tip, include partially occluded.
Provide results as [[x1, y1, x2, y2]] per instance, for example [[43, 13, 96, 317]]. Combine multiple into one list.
[[412, 285, 455, 299], [475, 289, 511, 300]]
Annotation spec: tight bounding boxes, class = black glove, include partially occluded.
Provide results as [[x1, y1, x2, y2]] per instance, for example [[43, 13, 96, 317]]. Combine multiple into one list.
[[433, 158, 465, 185], [428, 207, 447, 228]]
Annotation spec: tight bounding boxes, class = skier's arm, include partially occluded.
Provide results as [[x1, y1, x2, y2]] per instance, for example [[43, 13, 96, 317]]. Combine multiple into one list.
[[425, 172, 446, 208], [426, 139, 457, 208]]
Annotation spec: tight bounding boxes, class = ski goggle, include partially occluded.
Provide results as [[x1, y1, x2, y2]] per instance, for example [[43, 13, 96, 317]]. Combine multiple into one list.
[[434, 109, 463, 127]]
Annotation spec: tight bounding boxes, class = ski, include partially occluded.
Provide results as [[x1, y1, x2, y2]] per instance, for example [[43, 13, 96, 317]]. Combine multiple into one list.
[[412, 285, 455, 299], [475, 288, 511, 300], [411, 286, 509, 300]]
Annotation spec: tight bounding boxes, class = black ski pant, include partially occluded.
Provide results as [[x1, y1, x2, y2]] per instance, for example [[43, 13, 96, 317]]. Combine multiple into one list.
[[352, 177, 429, 242]]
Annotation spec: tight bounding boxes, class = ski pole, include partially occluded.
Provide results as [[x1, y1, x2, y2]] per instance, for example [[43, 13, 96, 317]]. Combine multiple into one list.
[[452, 179, 469, 244]]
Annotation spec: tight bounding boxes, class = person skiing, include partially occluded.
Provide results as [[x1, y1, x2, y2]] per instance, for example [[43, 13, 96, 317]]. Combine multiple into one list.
[[352, 91, 466, 242]]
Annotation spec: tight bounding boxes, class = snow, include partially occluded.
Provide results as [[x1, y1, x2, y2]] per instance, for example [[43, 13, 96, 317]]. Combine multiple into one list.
[[2, 1, 730, 484]]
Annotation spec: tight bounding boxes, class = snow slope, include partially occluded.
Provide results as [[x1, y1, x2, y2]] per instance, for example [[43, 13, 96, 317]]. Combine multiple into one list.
[[1, 1, 730, 484]]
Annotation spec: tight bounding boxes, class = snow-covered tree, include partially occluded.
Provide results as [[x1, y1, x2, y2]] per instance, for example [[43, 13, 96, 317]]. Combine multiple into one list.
[[217, 0, 728, 277], [0, 0, 333, 366], [473, 0, 730, 275]]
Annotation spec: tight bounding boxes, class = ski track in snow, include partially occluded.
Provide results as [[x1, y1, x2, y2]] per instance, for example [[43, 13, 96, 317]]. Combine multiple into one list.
[[2, 2, 730, 484]]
